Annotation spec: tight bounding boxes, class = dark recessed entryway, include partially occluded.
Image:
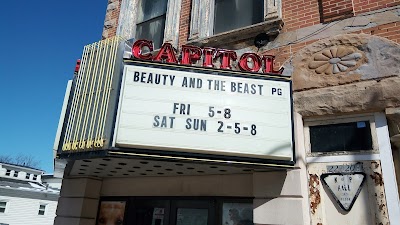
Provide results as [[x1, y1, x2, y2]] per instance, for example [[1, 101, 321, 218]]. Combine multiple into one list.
[[97, 197, 253, 225]]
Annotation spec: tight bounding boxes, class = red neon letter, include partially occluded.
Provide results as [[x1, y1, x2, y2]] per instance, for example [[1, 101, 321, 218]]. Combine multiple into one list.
[[215, 49, 237, 70], [153, 43, 178, 63], [238, 53, 262, 73], [262, 55, 283, 74], [132, 39, 154, 60], [181, 45, 202, 65], [203, 47, 216, 68]]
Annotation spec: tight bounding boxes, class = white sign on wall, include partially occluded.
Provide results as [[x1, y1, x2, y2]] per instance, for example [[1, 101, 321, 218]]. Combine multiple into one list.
[[113, 63, 294, 161], [321, 173, 366, 211]]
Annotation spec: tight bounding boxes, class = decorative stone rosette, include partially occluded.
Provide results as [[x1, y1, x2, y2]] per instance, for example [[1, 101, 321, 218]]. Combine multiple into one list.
[[308, 46, 363, 75]]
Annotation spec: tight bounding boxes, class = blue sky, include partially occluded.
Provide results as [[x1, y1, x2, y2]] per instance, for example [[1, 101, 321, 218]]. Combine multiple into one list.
[[0, 1, 107, 173]]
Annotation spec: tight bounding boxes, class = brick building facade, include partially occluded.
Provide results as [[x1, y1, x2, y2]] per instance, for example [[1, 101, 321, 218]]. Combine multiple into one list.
[[53, 0, 400, 224], [103, 0, 400, 70]]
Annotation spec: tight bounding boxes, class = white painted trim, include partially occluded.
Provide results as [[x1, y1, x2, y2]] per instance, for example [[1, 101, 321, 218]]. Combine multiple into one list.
[[265, 0, 280, 19], [117, 0, 181, 47], [164, 0, 182, 47], [307, 154, 381, 163], [116, 0, 139, 39], [53, 80, 73, 158], [294, 112, 311, 225], [375, 112, 400, 225]]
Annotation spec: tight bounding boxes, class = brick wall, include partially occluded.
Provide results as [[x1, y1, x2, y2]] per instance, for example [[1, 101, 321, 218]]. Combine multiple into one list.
[[319, 0, 354, 23], [353, 0, 400, 14], [98, 0, 399, 69], [356, 21, 400, 43], [261, 40, 318, 70], [101, 0, 399, 43], [178, 0, 192, 47], [102, 0, 122, 39], [282, 0, 400, 32], [282, 0, 320, 32]]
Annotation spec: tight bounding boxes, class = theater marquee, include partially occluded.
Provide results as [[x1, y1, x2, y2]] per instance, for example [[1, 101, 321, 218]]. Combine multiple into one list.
[[113, 62, 294, 162]]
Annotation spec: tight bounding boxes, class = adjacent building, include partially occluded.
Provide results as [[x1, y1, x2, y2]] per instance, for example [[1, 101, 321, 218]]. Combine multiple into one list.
[[54, 0, 400, 225], [0, 162, 61, 225]]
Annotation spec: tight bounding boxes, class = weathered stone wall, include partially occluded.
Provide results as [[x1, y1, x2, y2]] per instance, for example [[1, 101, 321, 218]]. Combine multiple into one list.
[[288, 34, 400, 90], [294, 76, 400, 117], [283, 34, 400, 116]]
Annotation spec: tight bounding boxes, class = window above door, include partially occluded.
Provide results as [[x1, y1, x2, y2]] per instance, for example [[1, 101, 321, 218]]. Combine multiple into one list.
[[188, 0, 283, 47], [304, 114, 379, 156], [213, 0, 264, 34]]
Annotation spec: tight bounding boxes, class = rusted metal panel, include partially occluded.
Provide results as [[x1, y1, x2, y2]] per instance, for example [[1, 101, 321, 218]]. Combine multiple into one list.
[[366, 161, 390, 225], [308, 161, 390, 225], [309, 174, 321, 214]]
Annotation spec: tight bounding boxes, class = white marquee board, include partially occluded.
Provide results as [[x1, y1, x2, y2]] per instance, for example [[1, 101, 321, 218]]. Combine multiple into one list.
[[114, 64, 294, 161]]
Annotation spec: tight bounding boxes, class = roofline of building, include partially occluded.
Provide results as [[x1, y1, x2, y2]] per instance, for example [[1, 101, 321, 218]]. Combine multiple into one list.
[[0, 162, 43, 173], [0, 186, 59, 201]]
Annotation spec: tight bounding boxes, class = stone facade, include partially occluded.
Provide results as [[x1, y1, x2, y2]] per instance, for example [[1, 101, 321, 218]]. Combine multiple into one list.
[[287, 34, 400, 90], [54, 1, 400, 225]]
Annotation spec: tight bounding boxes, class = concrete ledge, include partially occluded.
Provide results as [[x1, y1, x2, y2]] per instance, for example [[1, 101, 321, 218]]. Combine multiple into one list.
[[101, 174, 253, 196], [294, 76, 400, 117], [187, 19, 284, 49], [54, 216, 95, 225]]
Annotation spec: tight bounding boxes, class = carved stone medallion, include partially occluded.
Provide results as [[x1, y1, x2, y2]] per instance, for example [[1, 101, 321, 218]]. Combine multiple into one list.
[[308, 46, 363, 75]]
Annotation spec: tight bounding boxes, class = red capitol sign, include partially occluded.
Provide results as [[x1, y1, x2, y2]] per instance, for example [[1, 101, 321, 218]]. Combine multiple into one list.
[[131, 39, 283, 74]]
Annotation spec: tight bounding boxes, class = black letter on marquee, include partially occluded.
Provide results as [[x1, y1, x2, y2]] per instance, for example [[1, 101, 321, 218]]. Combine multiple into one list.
[[133, 72, 140, 82]]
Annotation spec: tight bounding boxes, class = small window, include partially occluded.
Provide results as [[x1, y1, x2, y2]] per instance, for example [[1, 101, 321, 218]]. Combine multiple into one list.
[[13, 171, 19, 178], [309, 120, 373, 153], [214, 0, 264, 34], [33, 175, 38, 181], [0, 201, 7, 213], [26, 173, 30, 179], [136, 0, 168, 49], [5, 170, 11, 176], [38, 204, 46, 215]]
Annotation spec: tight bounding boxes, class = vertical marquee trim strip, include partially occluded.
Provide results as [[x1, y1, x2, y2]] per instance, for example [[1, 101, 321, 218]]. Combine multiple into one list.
[[61, 36, 126, 151], [89, 38, 108, 141], [101, 38, 119, 139]]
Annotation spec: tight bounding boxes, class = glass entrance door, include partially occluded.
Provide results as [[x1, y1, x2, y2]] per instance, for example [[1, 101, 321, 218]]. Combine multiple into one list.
[[97, 197, 252, 225], [171, 200, 214, 225], [133, 199, 171, 225], [176, 208, 208, 225]]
